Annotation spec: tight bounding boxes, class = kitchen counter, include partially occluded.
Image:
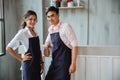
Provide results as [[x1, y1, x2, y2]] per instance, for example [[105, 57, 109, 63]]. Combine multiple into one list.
[[77, 46, 120, 56]]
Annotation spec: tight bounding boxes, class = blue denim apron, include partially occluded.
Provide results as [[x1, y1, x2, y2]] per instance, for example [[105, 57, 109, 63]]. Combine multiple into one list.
[[45, 32, 71, 80], [22, 37, 41, 80]]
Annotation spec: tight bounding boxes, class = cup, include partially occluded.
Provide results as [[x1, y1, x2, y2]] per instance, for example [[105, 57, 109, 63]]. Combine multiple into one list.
[[67, 1, 74, 7]]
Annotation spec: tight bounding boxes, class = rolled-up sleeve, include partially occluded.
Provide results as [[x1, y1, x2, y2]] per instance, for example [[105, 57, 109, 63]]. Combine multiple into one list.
[[7, 30, 22, 50], [45, 33, 50, 43], [45, 33, 53, 47], [65, 24, 78, 48]]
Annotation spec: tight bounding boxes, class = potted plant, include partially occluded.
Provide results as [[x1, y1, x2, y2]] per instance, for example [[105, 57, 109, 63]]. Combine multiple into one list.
[[56, 0, 62, 2], [66, 0, 73, 3]]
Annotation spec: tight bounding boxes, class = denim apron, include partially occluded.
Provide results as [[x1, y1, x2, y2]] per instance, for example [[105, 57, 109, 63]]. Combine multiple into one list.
[[22, 36, 41, 80], [45, 32, 71, 80]]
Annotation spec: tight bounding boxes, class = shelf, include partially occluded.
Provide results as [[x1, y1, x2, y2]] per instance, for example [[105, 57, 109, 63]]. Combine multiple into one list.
[[59, 6, 84, 9]]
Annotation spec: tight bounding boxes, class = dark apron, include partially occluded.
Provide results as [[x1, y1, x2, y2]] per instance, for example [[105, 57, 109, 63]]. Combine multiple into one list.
[[22, 36, 41, 80], [45, 32, 71, 80]]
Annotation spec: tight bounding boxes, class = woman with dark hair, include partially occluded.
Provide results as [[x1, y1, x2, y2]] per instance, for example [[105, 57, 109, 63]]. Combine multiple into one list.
[[6, 10, 43, 80], [44, 6, 78, 80]]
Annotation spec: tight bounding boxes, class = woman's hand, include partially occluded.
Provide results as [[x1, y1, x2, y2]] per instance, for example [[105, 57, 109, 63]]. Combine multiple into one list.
[[40, 63, 44, 74], [22, 53, 32, 62]]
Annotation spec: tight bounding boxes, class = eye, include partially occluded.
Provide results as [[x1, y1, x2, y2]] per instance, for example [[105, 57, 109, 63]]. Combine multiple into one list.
[[33, 18, 37, 21], [51, 14, 55, 17], [28, 18, 37, 22], [47, 14, 55, 18], [29, 18, 32, 21]]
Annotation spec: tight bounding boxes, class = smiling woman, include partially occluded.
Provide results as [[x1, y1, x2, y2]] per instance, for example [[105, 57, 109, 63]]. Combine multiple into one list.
[[0, 0, 5, 56]]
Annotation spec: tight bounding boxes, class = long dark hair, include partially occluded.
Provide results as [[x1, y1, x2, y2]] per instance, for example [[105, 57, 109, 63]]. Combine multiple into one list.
[[21, 10, 37, 29]]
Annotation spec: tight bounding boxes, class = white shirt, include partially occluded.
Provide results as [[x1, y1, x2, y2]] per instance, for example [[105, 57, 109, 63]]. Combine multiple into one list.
[[7, 27, 38, 53], [45, 22, 78, 49]]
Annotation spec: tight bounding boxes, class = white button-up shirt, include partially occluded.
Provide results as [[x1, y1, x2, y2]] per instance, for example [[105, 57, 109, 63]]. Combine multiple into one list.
[[45, 22, 78, 49], [7, 27, 38, 53]]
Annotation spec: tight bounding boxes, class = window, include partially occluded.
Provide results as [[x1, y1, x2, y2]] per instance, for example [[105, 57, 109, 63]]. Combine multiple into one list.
[[0, 0, 5, 56]]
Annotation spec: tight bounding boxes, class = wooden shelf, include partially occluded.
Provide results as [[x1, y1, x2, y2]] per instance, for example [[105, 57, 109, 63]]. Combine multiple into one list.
[[59, 6, 84, 9]]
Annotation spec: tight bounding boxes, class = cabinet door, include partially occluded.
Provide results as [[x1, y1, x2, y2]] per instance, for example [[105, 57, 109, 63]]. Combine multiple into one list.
[[113, 57, 120, 80], [71, 55, 86, 80]]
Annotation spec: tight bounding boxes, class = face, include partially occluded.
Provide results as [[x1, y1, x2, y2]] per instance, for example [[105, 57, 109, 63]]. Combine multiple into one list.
[[47, 11, 59, 25], [25, 15, 37, 29]]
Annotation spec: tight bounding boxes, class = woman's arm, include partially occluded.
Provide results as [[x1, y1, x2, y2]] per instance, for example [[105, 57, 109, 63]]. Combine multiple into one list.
[[40, 50, 44, 74], [6, 47, 23, 61], [6, 47, 32, 62]]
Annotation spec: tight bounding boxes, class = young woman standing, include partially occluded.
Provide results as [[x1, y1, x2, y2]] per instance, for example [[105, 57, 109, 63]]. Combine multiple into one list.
[[6, 10, 43, 80]]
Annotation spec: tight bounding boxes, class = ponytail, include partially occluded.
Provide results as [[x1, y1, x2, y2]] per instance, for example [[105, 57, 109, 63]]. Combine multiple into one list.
[[21, 21, 26, 29]]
